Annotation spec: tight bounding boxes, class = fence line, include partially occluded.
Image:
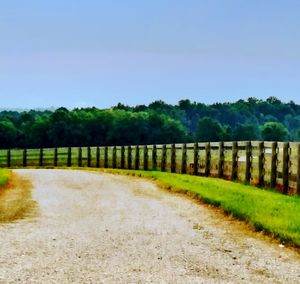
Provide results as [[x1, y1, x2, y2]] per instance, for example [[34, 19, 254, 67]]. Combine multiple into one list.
[[1, 141, 300, 196]]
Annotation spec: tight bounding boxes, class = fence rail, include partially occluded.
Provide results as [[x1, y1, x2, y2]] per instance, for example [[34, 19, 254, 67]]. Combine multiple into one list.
[[1, 141, 300, 196]]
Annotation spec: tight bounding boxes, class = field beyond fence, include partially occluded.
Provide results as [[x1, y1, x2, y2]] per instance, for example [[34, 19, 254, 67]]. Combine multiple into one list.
[[1, 141, 300, 196]]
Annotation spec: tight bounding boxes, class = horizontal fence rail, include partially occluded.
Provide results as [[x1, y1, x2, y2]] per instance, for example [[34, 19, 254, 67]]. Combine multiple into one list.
[[1, 141, 300, 196]]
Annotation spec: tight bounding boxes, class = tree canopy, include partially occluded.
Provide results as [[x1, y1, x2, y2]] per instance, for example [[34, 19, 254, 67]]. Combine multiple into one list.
[[261, 122, 289, 141], [0, 96, 298, 148]]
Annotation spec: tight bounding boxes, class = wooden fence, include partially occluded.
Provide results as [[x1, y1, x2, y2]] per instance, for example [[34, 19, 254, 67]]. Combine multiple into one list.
[[1, 141, 300, 196]]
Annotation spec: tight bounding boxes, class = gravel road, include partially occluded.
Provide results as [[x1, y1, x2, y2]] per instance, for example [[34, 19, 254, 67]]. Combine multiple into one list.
[[0, 169, 299, 283]]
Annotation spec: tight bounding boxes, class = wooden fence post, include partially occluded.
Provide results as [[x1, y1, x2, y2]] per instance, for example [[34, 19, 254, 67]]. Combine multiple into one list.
[[245, 141, 252, 183], [7, 150, 11, 168], [143, 145, 148, 171], [297, 143, 300, 196], [152, 145, 157, 170], [39, 148, 43, 167], [231, 142, 238, 181], [67, 147, 72, 167], [270, 142, 278, 189], [205, 143, 211, 177], [10, 141, 298, 196], [282, 142, 290, 194], [258, 142, 265, 187], [104, 146, 108, 168], [127, 146, 132, 170], [171, 144, 176, 173], [112, 146, 117, 169], [121, 146, 125, 169], [23, 149, 27, 167], [87, 147, 91, 167], [218, 142, 224, 178], [161, 144, 167, 172], [54, 148, 58, 167], [96, 147, 100, 168], [135, 145, 140, 170], [181, 143, 187, 174], [193, 143, 199, 175], [78, 147, 82, 167]]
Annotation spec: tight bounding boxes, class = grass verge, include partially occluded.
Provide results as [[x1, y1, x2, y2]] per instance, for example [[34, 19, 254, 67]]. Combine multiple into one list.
[[96, 168, 300, 247], [0, 170, 37, 222], [0, 169, 10, 187]]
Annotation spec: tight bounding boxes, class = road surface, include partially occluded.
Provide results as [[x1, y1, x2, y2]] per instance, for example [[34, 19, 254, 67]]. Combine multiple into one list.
[[0, 169, 299, 283]]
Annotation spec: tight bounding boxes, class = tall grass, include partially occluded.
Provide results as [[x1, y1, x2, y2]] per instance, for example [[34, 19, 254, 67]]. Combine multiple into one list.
[[0, 170, 37, 222], [99, 169, 300, 247], [0, 169, 10, 187]]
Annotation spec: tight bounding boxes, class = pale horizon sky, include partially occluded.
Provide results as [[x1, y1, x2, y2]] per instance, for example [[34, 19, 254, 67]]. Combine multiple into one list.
[[0, 0, 300, 109]]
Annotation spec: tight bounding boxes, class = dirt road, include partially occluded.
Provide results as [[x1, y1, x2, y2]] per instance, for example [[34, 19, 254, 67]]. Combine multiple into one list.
[[0, 169, 299, 283]]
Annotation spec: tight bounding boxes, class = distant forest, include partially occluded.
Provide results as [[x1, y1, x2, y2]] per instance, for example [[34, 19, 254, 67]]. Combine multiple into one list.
[[0, 96, 299, 149]]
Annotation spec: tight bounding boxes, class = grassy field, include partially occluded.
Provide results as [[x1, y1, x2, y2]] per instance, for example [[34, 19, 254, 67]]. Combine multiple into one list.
[[97, 168, 300, 247]]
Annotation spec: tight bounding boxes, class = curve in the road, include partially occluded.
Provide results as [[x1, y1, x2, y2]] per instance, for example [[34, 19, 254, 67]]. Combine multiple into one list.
[[0, 169, 299, 283]]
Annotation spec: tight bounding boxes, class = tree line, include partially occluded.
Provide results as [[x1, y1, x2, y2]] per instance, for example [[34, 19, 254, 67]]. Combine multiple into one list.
[[0, 96, 299, 149]]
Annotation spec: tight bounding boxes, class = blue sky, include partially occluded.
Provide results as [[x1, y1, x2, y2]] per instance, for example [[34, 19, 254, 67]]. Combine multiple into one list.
[[0, 0, 299, 108]]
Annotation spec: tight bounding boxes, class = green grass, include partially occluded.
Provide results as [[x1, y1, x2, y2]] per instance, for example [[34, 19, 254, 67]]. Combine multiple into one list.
[[0, 169, 10, 187], [98, 168, 300, 247]]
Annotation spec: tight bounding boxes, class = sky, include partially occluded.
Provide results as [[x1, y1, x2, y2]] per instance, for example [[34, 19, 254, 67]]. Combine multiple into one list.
[[0, 0, 299, 109]]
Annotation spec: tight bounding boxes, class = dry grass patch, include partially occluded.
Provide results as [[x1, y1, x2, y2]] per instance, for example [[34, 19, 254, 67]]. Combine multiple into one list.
[[0, 172, 37, 222]]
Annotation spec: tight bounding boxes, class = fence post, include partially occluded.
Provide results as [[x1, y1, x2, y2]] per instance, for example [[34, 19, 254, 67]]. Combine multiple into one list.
[[135, 145, 140, 170], [39, 148, 43, 167], [181, 143, 187, 174], [127, 146, 132, 169], [78, 147, 82, 167], [245, 141, 252, 183], [87, 147, 91, 167], [258, 142, 265, 187], [143, 145, 148, 171], [297, 143, 300, 196], [112, 146, 117, 169], [161, 144, 167, 172], [7, 150, 11, 168], [218, 142, 224, 178], [67, 147, 72, 167], [282, 142, 290, 194], [96, 147, 100, 168], [152, 145, 157, 170], [54, 148, 58, 167], [270, 142, 278, 189], [231, 142, 238, 181], [205, 142, 211, 177], [104, 146, 108, 168], [121, 146, 125, 169], [171, 144, 176, 173], [193, 143, 199, 175], [23, 149, 27, 168]]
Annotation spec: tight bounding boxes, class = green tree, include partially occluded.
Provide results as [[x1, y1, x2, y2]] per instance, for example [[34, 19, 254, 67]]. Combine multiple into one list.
[[297, 129, 300, 141], [233, 123, 260, 141], [47, 108, 73, 147], [196, 117, 225, 142], [261, 122, 289, 141], [0, 97, 299, 149], [223, 126, 233, 141], [0, 120, 18, 148], [29, 116, 51, 147], [142, 112, 187, 144]]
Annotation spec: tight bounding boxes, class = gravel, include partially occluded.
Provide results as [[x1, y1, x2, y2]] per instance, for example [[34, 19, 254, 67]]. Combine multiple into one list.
[[0, 169, 299, 283]]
